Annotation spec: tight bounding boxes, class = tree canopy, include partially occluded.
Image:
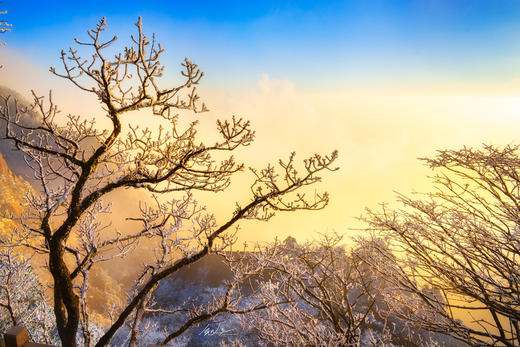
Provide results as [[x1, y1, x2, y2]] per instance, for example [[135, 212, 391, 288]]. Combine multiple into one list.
[[0, 17, 337, 346], [364, 145, 520, 346]]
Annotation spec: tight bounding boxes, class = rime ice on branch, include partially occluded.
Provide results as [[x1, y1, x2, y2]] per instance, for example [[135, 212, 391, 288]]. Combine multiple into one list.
[[0, 9, 11, 46], [363, 145, 520, 347], [0, 17, 337, 346]]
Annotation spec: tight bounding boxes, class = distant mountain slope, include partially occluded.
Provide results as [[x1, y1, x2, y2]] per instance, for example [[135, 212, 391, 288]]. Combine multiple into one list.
[[0, 151, 32, 231], [0, 86, 42, 181]]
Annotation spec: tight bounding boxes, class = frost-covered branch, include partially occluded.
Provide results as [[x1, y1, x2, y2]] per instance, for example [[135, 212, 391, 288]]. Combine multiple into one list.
[[363, 144, 520, 347], [0, 16, 337, 347]]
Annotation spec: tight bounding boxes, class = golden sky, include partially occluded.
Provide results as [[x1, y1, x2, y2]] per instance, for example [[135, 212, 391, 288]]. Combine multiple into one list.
[[2, 49, 520, 245]]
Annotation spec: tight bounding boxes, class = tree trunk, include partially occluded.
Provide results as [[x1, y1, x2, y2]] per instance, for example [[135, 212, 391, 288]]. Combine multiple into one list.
[[49, 239, 80, 346]]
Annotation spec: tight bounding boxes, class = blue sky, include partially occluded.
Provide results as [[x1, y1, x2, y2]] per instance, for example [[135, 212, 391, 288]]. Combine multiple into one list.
[[3, 0, 520, 90], [3, 1, 520, 242]]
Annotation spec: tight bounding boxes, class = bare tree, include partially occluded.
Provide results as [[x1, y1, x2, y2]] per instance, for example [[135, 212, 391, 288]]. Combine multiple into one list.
[[363, 144, 520, 346], [0, 6, 10, 46], [0, 238, 59, 345], [230, 234, 445, 346], [0, 17, 337, 346], [0, 1, 12, 69]]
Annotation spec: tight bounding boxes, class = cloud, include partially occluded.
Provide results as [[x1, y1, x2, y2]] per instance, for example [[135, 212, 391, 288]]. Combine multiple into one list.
[[199, 73, 520, 243], [4, 53, 520, 246], [257, 73, 296, 95]]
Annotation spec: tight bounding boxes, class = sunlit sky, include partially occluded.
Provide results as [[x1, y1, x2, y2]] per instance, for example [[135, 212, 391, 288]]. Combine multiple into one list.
[[2, 0, 520, 244]]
